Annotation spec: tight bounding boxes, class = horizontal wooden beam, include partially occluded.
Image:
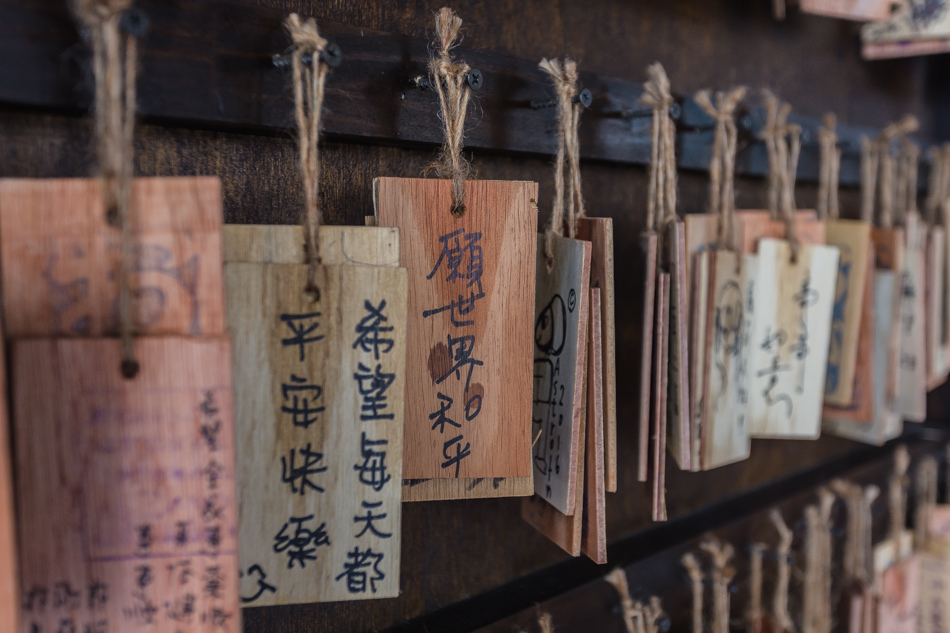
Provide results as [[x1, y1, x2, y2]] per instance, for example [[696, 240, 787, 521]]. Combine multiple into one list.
[[0, 0, 930, 187]]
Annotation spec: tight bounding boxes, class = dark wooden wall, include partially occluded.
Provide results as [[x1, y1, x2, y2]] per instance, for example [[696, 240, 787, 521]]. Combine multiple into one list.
[[1, 1, 948, 632]]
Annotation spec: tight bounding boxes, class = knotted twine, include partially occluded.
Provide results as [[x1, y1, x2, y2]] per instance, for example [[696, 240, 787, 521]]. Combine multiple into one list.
[[695, 86, 746, 252], [769, 509, 794, 633], [747, 543, 765, 633], [817, 114, 841, 221], [74, 0, 140, 377], [682, 552, 705, 633], [641, 63, 678, 238], [540, 57, 585, 260], [606, 568, 666, 633], [889, 445, 910, 554], [760, 92, 802, 258], [427, 7, 473, 217], [285, 13, 330, 299], [860, 137, 880, 224], [803, 489, 834, 633], [700, 538, 734, 633], [878, 116, 919, 229], [915, 455, 938, 550]]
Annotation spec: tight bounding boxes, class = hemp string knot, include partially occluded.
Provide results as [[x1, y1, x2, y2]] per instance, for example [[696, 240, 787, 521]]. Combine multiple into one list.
[[760, 91, 801, 262], [285, 13, 330, 299], [426, 7, 473, 217], [817, 113, 840, 221], [539, 57, 585, 261], [641, 63, 678, 240]]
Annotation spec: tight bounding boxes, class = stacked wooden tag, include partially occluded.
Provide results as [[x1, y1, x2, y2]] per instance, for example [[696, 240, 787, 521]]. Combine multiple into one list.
[[521, 57, 615, 563]]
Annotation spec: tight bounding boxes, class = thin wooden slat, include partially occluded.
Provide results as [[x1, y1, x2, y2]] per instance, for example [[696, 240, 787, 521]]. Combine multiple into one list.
[[823, 220, 873, 407], [222, 224, 400, 267], [799, 0, 891, 21], [689, 250, 710, 472], [701, 249, 755, 470], [227, 261, 407, 604], [0, 177, 225, 338], [635, 233, 658, 483], [581, 288, 606, 565], [531, 235, 592, 515], [871, 227, 906, 405], [897, 213, 927, 422], [401, 477, 532, 502], [576, 217, 617, 492], [926, 226, 949, 389], [375, 178, 537, 482], [666, 221, 691, 471], [14, 337, 240, 633], [747, 239, 839, 439], [652, 272, 670, 522], [0, 329, 16, 633], [683, 214, 720, 311]]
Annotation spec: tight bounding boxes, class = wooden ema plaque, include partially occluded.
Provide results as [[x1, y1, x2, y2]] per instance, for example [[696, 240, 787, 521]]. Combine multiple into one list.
[[698, 249, 755, 470], [375, 178, 536, 483], [735, 210, 824, 254], [897, 213, 927, 422], [581, 288, 606, 565], [224, 225, 407, 604], [926, 226, 950, 389], [870, 227, 906, 406], [874, 533, 920, 633], [665, 221, 691, 472], [634, 232, 658, 482], [0, 178, 225, 339], [747, 239, 839, 438], [799, 0, 891, 21], [576, 218, 618, 492], [532, 234, 591, 515], [652, 272, 670, 522], [823, 220, 873, 407], [13, 337, 240, 633], [0, 331, 16, 633]]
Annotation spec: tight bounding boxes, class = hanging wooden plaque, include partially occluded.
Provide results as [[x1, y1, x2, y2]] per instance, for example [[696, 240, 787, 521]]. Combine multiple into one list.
[[14, 337, 240, 633], [634, 233, 658, 483], [747, 239, 839, 438], [926, 226, 950, 389], [799, 0, 891, 21], [876, 551, 921, 633], [823, 220, 873, 407], [871, 227, 906, 405], [576, 217, 618, 492], [0, 332, 16, 633], [700, 249, 755, 469], [581, 288, 606, 565], [689, 249, 710, 472], [918, 546, 950, 633], [897, 213, 927, 422], [0, 178, 225, 339], [531, 234, 591, 515], [374, 178, 537, 482], [225, 228, 407, 604], [652, 272, 670, 522], [665, 221, 691, 471]]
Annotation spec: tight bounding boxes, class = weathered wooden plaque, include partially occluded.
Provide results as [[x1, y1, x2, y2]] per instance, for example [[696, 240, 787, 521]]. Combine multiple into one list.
[[635, 233, 658, 482], [375, 178, 537, 481], [897, 213, 927, 422], [226, 254, 407, 602], [683, 213, 719, 300], [824, 220, 873, 406], [871, 227, 905, 403], [735, 210, 823, 254], [689, 250, 709, 471], [918, 549, 950, 633], [581, 288, 606, 564], [700, 249, 755, 469], [14, 337, 239, 633], [532, 234, 591, 515], [0, 332, 16, 633], [747, 239, 838, 438], [0, 178, 225, 339], [926, 226, 949, 389], [652, 272, 670, 522], [876, 554, 921, 633], [576, 217, 617, 492], [799, 0, 891, 21], [666, 221, 691, 471]]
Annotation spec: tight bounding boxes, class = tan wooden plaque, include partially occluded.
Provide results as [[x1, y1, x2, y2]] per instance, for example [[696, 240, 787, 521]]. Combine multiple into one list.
[[747, 239, 838, 438], [532, 234, 591, 515], [635, 233, 658, 483], [0, 331, 16, 633], [823, 219, 873, 406], [652, 272, 670, 522], [14, 337, 240, 633], [226, 260, 407, 604], [576, 217, 617, 492], [375, 178, 536, 480], [700, 249, 755, 469], [581, 288, 606, 565], [897, 213, 927, 422], [876, 555, 921, 633], [926, 226, 950, 389], [0, 178, 225, 338], [223, 224, 400, 267], [919, 551, 950, 633], [689, 249, 711, 471], [799, 0, 891, 21], [871, 227, 905, 402], [735, 210, 822, 254], [666, 221, 691, 471]]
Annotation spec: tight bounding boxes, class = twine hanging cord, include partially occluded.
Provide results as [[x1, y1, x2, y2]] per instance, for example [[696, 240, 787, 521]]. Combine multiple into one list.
[[817, 113, 840, 221], [426, 7, 473, 217], [285, 13, 331, 300], [641, 63, 678, 239], [759, 92, 801, 261], [540, 57, 585, 261], [73, 0, 142, 378]]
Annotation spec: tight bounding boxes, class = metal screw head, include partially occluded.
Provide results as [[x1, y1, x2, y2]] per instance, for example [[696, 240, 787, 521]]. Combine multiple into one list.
[[119, 6, 149, 38], [320, 43, 343, 68], [467, 68, 483, 91], [577, 88, 593, 108], [669, 101, 682, 121]]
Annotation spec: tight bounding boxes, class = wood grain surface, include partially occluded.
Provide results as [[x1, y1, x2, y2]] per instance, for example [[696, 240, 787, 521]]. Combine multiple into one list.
[[897, 213, 928, 422], [581, 288, 607, 565], [652, 272, 670, 522], [666, 220, 691, 471], [0, 177, 225, 338], [635, 232, 658, 483], [223, 224, 400, 267], [375, 177, 537, 481], [0, 328, 15, 633], [13, 337, 240, 633]]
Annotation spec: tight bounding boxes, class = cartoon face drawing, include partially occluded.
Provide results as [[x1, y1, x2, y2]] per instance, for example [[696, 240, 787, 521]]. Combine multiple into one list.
[[535, 294, 567, 356]]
